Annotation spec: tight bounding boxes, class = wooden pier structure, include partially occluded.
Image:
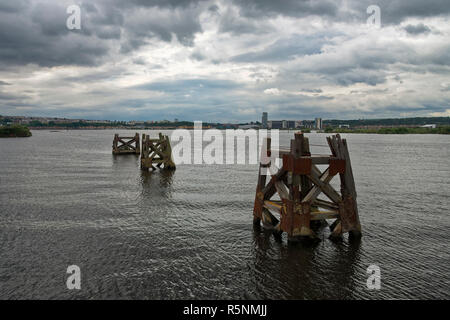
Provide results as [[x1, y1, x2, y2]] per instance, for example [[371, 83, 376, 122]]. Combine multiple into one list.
[[140, 133, 176, 171], [253, 132, 361, 241], [112, 133, 140, 155]]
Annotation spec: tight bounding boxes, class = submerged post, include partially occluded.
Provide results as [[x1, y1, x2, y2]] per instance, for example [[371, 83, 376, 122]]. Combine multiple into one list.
[[112, 133, 140, 155], [252, 132, 361, 242], [140, 133, 176, 171]]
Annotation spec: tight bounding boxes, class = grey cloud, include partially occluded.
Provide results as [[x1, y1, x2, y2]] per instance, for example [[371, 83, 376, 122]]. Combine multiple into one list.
[[30, 3, 69, 37], [404, 23, 432, 35], [133, 57, 146, 65], [122, 0, 208, 9], [231, 0, 339, 19], [218, 7, 274, 35], [96, 26, 122, 39], [335, 70, 388, 86], [119, 4, 203, 48], [0, 2, 110, 67], [231, 0, 450, 25], [301, 88, 323, 93], [377, 0, 450, 24], [0, 0, 205, 67], [0, 0, 29, 13], [62, 67, 128, 83], [208, 4, 219, 13], [232, 34, 330, 62], [135, 78, 241, 92], [190, 50, 206, 61]]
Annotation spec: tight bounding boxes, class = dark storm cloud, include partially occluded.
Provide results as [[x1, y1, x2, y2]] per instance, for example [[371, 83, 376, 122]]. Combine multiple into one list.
[[404, 23, 432, 35], [0, 0, 205, 67], [0, 0, 29, 13], [231, 0, 450, 25], [118, 0, 207, 8], [1, 0, 449, 68], [0, 2, 110, 67], [373, 0, 450, 24], [121, 6, 203, 47], [218, 7, 274, 35], [231, 0, 339, 19], [340, 0, 450, 25]]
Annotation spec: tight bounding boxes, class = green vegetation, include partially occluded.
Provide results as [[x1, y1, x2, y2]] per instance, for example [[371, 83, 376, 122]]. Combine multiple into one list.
[[0, 124, 32, 137], [324, 117, 450, 127], [324, 126, 450, 134], [24, 120, 196, 128], [27, 120, 128, 128]]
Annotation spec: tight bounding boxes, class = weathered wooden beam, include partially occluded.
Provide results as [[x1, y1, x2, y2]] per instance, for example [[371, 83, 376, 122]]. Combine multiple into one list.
[[263, 200, 282, 213], [336, 136, 361, 236], [313, 198, 339, 210], [308, 165, 342, 204], [302, 167, 334, 203], [310, 211, 339, 220]]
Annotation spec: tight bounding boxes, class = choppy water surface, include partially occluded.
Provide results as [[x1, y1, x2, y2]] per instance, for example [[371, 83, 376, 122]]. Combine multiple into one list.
[[0, 130, 449, 299]]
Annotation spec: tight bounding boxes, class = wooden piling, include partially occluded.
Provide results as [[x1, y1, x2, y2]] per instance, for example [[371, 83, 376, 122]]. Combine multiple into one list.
[[140, 133, 176, 171], [253, 132, 361, 242], [112, 133, 140, 154]]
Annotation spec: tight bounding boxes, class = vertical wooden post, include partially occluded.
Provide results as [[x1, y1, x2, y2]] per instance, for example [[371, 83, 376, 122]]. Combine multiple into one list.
[[135, 132, 140, 154], [299, 135, 312, 200], [337, 135, 361, 238], [112, 134, 119, 154], [140, 133, 148, 170], [253, 137, 270, 225], [289, 132, 315, 240], [164, 135, 176, 169]]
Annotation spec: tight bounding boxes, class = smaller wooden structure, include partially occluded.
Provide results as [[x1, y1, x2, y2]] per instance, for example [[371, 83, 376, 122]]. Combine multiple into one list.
[[253, 132, 361, 242], [112, 133, 140, 155], [141, 133, 176, 171]]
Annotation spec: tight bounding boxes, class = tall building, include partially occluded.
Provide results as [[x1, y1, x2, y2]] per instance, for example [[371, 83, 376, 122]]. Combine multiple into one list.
[[315, 117, 323, 130], [268, 120, 283, 129], [262, 112, 268, 128], [286, 121, 296, 129]]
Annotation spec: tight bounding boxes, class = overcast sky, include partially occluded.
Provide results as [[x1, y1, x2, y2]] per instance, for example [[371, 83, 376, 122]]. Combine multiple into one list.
[[0, 0, 449, 122]]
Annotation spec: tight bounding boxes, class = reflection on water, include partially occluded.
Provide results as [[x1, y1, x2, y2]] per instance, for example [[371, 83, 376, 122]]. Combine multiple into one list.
[[0, 130, 449, 299], [250, 224, 362, 299], [140, 169, 175, 190]]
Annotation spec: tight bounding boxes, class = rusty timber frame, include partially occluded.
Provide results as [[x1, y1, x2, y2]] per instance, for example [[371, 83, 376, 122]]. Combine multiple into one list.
[[253, 132, 361, 241], [140, 133, 176, 171], [112, 133, 140, 155]]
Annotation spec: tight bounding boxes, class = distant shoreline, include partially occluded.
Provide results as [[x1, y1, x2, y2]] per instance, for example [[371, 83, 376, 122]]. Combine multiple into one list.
[[26, 126, 450, 134]]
